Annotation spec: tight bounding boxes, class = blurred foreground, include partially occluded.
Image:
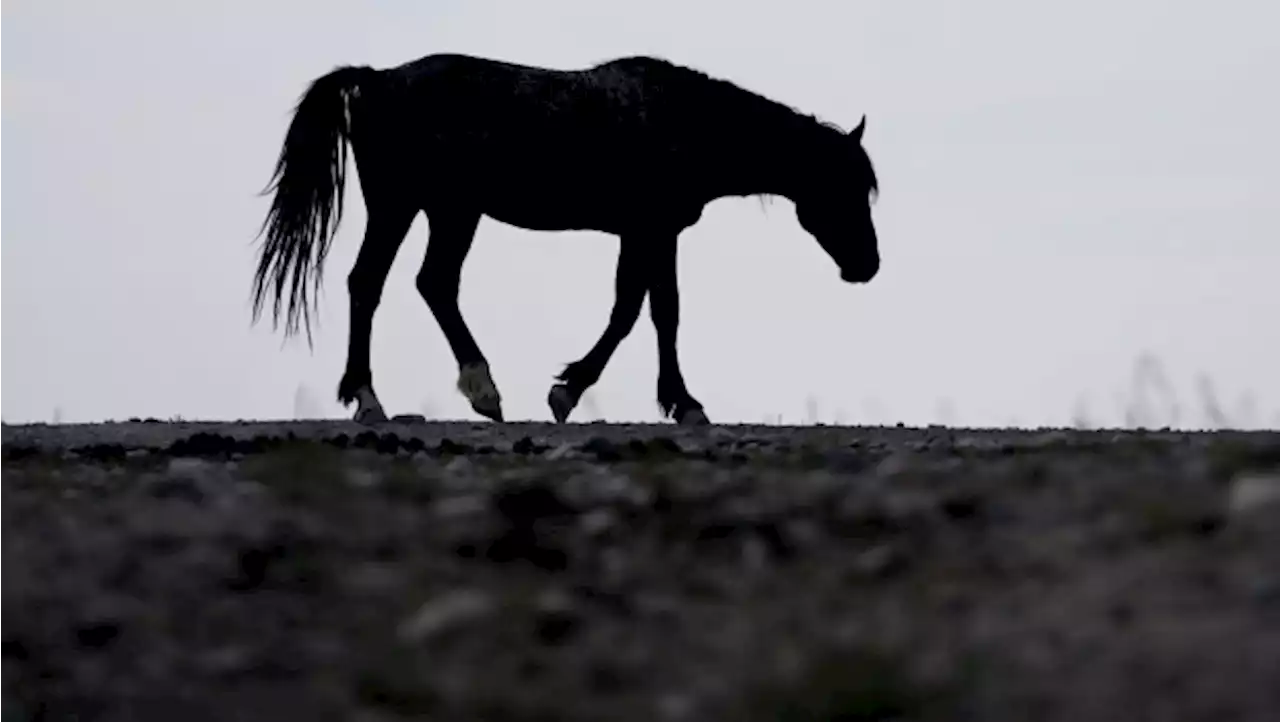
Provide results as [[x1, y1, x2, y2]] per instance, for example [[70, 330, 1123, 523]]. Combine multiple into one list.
[[4, 420, 1280, 721]]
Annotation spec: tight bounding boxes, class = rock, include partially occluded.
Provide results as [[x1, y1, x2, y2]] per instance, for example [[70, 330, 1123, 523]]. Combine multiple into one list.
[[436, 438, 470, 456], [397, 589, 496, 644], [562, 468, 651, 508], [579, 508, 619, 537], [850, 544, 910, 579], [532, 588, 581, 645], [167, 457, 215, 476], [874, 453, 912, 477], [546, 443, 580, 461], [345, 468, 380, 490], [582, 436, 622, 461], [432, 494, 488, 520], [444, 456, 473, 475], [148, 460, 220, 502], [1228, 472, 1280, 516], [73, 618, 122, 650]]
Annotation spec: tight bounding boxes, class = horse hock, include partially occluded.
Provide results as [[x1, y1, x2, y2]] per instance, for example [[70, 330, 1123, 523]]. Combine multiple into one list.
[[457, 362, 504, 422]]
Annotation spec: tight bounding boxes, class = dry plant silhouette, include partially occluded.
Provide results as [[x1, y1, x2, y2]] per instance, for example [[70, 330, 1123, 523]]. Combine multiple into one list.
[[70, 353, 1270, 429], [1059, 352, 1275, 431], [292, 384, 325, 420]]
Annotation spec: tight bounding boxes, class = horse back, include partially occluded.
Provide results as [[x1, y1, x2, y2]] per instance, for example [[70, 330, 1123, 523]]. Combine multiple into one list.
[[358, 54, 739, 231]]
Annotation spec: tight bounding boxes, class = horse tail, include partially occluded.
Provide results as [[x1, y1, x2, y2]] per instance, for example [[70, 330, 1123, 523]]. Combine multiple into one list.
[[251, 64, 381, 344]]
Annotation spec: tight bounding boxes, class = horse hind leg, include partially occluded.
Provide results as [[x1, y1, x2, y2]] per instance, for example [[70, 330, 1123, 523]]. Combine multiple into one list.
[[416, 207, 505, 422], [337, 203, 418, 424], [549, 236, 648, 423]]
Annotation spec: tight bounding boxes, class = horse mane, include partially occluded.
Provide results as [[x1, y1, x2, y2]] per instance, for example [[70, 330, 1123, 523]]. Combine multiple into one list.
[[594, 56, 879, 203]]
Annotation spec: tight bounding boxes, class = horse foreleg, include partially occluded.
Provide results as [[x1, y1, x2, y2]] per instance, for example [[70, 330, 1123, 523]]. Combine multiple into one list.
[[647, 235, 708, 426], [417, 209, 504, 421], [549, 237, 648, 423]]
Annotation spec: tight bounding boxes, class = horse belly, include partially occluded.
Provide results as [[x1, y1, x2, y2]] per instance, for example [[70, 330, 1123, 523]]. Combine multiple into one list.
[[480, 170, 635, 233]]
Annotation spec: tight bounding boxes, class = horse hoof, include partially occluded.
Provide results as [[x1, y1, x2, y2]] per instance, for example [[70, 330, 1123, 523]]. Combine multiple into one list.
[[548, 384, 577, 424], [677, 408, 710, 427], [354, 406, 388, 425], [471, 400, 505, 423], [353, 386, 388, 426], [458, 362, 503, 422]]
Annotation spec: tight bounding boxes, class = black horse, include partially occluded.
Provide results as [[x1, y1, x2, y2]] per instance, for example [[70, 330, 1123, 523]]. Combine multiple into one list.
[[251, 53, 880, 426]]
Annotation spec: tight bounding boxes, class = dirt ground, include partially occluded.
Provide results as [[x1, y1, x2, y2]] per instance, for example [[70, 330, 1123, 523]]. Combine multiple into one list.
[[3, 419, 1280, 721]]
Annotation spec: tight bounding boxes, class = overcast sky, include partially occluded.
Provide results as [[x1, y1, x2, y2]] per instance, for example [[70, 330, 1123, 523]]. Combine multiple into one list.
[[3, 0, 1277, 429]]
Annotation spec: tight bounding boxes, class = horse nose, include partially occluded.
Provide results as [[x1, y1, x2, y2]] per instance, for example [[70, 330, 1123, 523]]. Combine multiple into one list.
[[841, 256, 879, 283]]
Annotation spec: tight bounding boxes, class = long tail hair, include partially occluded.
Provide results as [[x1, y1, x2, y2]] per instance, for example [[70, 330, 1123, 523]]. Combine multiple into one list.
[[251, 65, 380, 345]]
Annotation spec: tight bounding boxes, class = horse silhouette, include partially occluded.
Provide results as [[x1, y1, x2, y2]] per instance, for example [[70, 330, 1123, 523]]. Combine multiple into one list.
[[251, 53, 881, 425]]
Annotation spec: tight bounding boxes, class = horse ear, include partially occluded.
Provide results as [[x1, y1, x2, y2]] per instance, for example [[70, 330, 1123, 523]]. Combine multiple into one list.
[[849, 115, 866, 142]]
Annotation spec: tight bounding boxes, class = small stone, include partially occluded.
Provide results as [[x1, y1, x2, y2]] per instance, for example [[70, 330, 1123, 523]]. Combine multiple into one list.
[[1228, 473, 1280, 516], [940, 491, 986, 522], [444, 456, 473, 474], [432, 494, 488, 520], [851, 544, 909, 579], [874, 453, 911, 477], [546, 443, 580, 461], [437, 438, 470, 455], [583, 437, 622, 460], [1029, 431, 1072, 448], [74, 620, 121, 649], [533, 588, 581, 645], [397, 589, 496, 644], [167, 457, 214, 476], [346, 468, 380, 489], [579, 508, 619, 536]]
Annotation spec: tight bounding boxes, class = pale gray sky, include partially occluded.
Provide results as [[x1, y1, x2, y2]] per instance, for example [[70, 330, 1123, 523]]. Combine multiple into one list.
[[3, 0, 1278, 428]]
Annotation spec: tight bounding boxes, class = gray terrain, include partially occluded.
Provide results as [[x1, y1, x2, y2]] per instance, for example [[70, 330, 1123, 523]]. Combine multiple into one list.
[[3, 419, 1279, 721]]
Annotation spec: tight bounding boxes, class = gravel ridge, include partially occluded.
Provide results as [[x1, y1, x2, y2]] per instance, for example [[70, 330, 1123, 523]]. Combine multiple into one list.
[[4, 420, 1279, 721]]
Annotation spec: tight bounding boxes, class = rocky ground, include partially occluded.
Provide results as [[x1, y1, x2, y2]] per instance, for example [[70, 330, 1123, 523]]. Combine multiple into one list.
[[3, 419, 1280, 721]]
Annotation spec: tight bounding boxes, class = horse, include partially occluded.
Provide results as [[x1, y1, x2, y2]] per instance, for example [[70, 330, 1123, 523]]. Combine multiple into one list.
[[250, 52, 881, 426]]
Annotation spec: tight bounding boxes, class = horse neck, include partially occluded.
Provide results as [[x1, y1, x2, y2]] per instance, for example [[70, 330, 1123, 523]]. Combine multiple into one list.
[[700, 110, 832, 202]]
